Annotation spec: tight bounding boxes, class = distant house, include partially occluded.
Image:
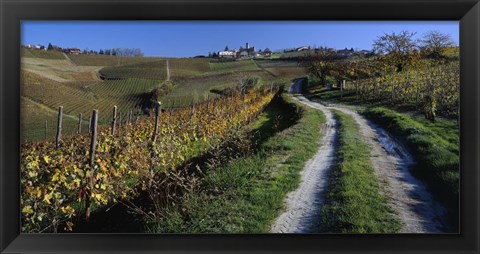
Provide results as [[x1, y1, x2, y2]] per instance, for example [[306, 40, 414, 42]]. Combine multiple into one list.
[[64, 48, 81, 54], [24, 44, 45, 50], [357, 49, 375, 57], [295, 46, 310, 52], [217, 42, 258, 59], [238, 43, 256, 58], [263, 49, 272, 57], [337, 48, 354, 57]]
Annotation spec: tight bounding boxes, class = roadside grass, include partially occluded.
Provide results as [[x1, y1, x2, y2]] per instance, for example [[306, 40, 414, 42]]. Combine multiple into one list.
[[150, 92, 326, 233], [362, 107, 459, 231], [412, 115, 459, 151], [321, 110, 402, 233]]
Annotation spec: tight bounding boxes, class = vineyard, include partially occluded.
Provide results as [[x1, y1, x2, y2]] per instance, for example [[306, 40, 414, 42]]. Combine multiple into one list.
[[341, 61, 460, 118], [22, 72, 162, 120], [68, 54, 160, 66], [20, 52, 300, 143], [209, 59, 259, 72], [20, 85, 277, 232]]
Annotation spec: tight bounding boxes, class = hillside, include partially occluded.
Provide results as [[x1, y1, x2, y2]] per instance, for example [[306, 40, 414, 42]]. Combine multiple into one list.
[[20, 49, 306, 141]]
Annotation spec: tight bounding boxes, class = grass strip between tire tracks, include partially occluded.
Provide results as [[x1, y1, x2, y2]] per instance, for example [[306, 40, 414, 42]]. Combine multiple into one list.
[[321, 109, 402, 233]]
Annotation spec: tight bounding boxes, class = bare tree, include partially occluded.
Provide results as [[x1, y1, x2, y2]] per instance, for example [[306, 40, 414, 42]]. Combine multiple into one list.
[[420, 31, 455, 59], [373, 31, 420, 72]]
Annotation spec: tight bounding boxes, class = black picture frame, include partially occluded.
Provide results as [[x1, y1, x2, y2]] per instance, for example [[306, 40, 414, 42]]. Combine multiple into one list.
[[1, 0, 479, 253]]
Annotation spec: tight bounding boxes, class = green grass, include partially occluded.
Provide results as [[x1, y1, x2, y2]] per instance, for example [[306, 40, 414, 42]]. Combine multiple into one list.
[[150, 92, 326, 233], [362, 107, 459, 231], [321, 110, 402, 233]]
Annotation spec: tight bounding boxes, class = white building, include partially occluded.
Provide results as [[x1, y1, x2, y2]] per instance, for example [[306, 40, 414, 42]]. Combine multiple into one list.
[[218, 50, 239, 58], [295, 46, 310, 51]]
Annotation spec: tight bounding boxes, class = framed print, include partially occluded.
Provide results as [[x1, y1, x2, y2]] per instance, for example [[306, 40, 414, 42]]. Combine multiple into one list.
[[1, 0, 479, 253]]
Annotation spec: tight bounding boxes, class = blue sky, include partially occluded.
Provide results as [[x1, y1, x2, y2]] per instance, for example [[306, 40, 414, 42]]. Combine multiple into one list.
[[22, 21, 459, 57]]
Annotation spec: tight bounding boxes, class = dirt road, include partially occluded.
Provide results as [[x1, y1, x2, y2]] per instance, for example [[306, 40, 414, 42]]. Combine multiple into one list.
[[271, 79, 445, 233]]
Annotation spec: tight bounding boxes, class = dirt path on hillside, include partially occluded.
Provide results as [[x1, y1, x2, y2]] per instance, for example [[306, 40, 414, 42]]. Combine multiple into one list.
[[271, 79, 446, 233], [166, 60, 170, 81]]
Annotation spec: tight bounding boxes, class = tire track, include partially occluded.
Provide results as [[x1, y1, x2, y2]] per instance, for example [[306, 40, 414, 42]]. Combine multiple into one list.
[[270, 95, 337, 233]]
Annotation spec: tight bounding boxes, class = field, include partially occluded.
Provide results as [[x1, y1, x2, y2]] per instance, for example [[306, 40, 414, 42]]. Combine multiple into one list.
[[21, 52, 299, 142]]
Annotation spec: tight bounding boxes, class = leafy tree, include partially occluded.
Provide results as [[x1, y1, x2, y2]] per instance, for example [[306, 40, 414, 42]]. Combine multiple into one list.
[[300, 50, 339, 87], [99, 49, 104, 55], [225, 46, 229, 51], [47, 43, 53, 50]]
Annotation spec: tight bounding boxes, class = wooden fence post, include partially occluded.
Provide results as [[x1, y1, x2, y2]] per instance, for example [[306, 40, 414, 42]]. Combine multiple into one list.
[[55, 106, 63, 149], [212, 98, 216, 115], [191, 99, 195, 117], [128, 110, 132, 124], [85, 109, 98, 222], [118, 111, 122, 129], [78, 113, 82, 134], [45, 120, 48, 140], [415, 87, 420, 110], [242, 89, 246, 106], [169, 99, 175, 116], [152, 101, 161, 142], [355, 78, 359, 98], [166, 59, 170, 81], [111, 106, 117, 135], [206, 94, 210, 112], [340, 80, 345, 99], [88, 115, 92, 134]]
